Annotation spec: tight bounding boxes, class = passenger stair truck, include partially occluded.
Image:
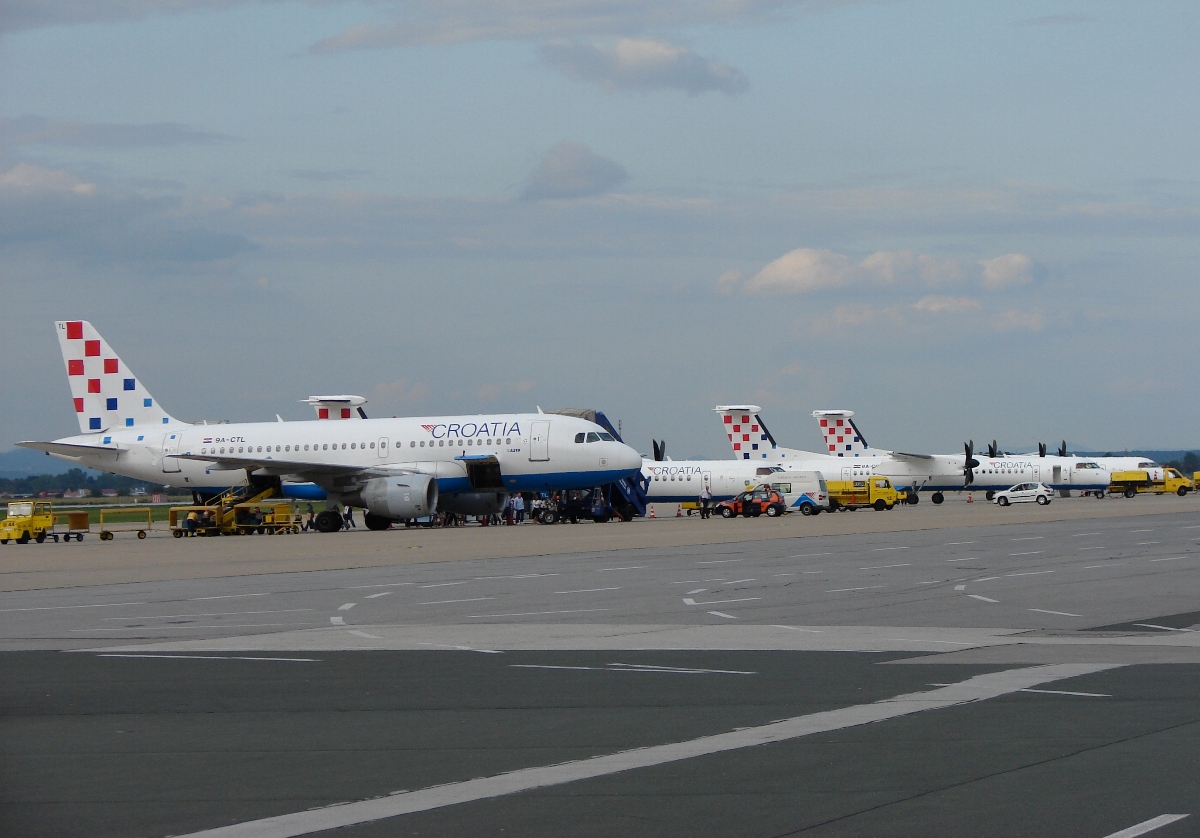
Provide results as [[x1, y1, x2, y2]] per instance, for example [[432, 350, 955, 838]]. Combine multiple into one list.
[[1107, 468, 1192, 498], [827, 476, 904, 511], [547, 408, 648, 520]]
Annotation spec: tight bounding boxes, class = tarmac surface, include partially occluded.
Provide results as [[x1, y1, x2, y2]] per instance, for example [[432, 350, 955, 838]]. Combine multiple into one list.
[[1, 495, 1198, 837]]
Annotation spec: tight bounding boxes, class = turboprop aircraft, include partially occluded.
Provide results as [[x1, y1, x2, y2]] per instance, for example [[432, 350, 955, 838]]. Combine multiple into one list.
[[641, 442, 827, 513], [17, 321, 643, 532]]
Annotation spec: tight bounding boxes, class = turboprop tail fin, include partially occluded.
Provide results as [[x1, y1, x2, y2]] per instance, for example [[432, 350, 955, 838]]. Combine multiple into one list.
[[55, 320, 177, 434]]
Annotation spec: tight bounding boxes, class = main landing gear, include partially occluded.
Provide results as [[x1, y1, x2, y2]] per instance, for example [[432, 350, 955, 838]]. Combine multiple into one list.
[[313, 510, 344, 533], [931, 492, 945, 504]]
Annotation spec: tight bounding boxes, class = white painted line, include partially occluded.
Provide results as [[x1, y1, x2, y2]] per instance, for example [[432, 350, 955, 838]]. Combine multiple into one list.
[[347, 583, 413, 589], [771, 625, 824, 633], [773, 573, 797, 577], [475, 574, 559, 580], [190, 593, 270, 600], [708, 611, 737, 619], [1029, 608, 1082, 617], [860, 563, 911, 570], [1129, 529, 1154, 533], [946, 558, 980, 562], [682, 597, 761, 606], [954, 585, 967, 591], [686, 589, 707, 595], [554, 587, 621, 594], [1011, 536, 1044, 541], [1006, 570, 1055, 577], [364, 591, 392, 599], [887, 639, 978, 646], [1010, 551, 1044, 556], [826, 586, 885, 593], [101, 609, 313, 620], [420, 581, 470, 588], [329, 616, 345, 625], [347, 631, 381, 640], [918, 581, 943, 585], [967, 594, 999, 603], [1079, 546, 1105, 550], [1019, 688, 1109, 697], [1134, 624, 1197, 633], [73, 623, 308, 632], [467, 609, 610, 618], [701, 578, 730, 582], [170, 665, 1121, 838], [95, 654, 318, 662], [596, 566, 646, 572], [1150, 557, 1183, 562], [872, 546, 909, 551], [1072, 532, 1101, 536], [416, 643, 502, 654], [802, 570, 823, 574], [789, 553, 831, 557], [338, 603, 356, 611], [419, 597, 493, 605], [0, 601, 146, 612], [698, 559, 742, 564], [974, 577, 999, 582], [1137, 541, 1161, 545], [1102, 814, 1190, 838], [1184, 525, 1200, 529], [945, 541, 976, 545], [510, 663, 756, 675]]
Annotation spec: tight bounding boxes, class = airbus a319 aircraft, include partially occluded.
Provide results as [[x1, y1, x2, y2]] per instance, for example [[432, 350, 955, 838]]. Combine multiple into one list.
[[17, 321, 642, 532]]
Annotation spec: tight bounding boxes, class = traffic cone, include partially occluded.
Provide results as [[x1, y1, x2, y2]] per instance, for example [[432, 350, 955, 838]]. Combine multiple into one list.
[[649, 506, 656, 518], [967, 493, 973, 504], [675, 505, 682, 517]]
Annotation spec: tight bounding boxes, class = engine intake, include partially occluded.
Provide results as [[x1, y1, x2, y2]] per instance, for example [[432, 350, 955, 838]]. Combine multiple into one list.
[[349, 474, 437, 520]]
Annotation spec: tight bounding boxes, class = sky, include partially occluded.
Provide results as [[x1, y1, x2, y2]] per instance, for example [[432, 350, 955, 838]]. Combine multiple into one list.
[[1, 0, 1198, 459]]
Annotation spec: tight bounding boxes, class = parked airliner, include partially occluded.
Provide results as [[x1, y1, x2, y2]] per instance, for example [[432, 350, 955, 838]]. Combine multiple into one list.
[[642, 458, 827, 513], [17, 321, 642, 532]]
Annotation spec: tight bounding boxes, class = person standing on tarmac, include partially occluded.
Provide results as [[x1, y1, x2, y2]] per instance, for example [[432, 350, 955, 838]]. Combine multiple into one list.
[[343, 505, 356, 529], [513, 493, 525, 524], [699, 484, 713, 519]]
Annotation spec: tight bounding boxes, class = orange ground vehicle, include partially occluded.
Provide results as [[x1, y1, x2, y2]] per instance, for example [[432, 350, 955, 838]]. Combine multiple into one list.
[[716, 485, 787, 518]]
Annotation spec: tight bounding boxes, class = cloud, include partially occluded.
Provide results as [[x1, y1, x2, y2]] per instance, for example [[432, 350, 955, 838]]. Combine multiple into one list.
[[372, 378, 431, 406], [541, 38, 748, 95], [0, 115, 235, 148], [911, 294, 980, 314], [993, 308, 1046, 332], [476, 380, 536, 401], [979, 253, 1036, 290], [0, 162, 95, 195], [521, 141, 628, 200]]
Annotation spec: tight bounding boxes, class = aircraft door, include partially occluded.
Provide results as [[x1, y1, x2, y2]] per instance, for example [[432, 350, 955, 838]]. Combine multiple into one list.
[[161, 433, 181, 473], [841, 467, 853, 481], [529, 421, 550, 462], [1033, 465, 1041, 483], [377, 437, 389, 458], [1053, 465, 1062, 485]]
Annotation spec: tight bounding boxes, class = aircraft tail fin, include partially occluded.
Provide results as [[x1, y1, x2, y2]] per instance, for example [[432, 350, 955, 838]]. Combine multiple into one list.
[[55, 320, 177, 434], [713, 405, 778, 460], [812, 410, 872, 457]]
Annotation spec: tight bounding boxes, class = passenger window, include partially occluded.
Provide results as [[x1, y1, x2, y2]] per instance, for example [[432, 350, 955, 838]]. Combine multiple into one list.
[[575, 433, 585, 443], [506, 438, 511, 445], [370, 442, 376, 449], [410, 441, 415, 447], [322, 444, 328, 450], [467, 439, 473, 446], [586, 432, 600, 442]]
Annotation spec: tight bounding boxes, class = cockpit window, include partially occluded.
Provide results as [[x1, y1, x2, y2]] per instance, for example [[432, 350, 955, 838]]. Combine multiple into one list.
[[598, 432, 615, 441], [1138, 462, 1158, 468], [574, 433, 585, 443], [586, 432, 601, 442]]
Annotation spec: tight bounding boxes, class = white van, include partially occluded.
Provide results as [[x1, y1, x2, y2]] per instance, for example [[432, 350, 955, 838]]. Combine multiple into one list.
[[764, 471, 828, 515]]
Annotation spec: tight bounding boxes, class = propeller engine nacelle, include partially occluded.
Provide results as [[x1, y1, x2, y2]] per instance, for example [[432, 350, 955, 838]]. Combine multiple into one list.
[[346, 474, 438, 521], [440, 491, 506, 516]]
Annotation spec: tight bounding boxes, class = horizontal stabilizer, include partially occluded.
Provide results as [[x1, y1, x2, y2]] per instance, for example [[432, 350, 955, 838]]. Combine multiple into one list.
[[16, 440, 125, 460]]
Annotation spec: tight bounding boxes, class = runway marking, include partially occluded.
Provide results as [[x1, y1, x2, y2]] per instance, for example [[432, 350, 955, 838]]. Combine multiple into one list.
[[190, 593, 270, 600], [682, 597, 761, 606], [95, 654, 318, 662], [596, 566, 645, 572], [1082, 565, 1124, 569], [420, 581, 470, 588], [946, 557, 980, 562], [1011, 536, 1044, 541], [945, 541, 975, 545], [872, 546, 909, 551], [347, 583, 413, 589], [364, 592, 392, 599], [708, 611, 737, 619], [1150, 557, 1183, 562], [476, 574, 560, 580], [0, 601, 146, 612], [1184, 525, 1200, 529], [697, 559, 741, 564], [466, 608, 610, 618], [1102, 814, 1189, 838], [954, 585, 967, 591], [918, 581, 942, 584], [826, 586, 885, 593], [802, 570, 823, 574], [1137, 541, 1161, 545], [1134, 624, 1197, 633], [967, 594, 999, 603], [702, 578, 730, 582], [1129, 529, 1154, 533], [974, 576, 999, 581], [773, 572, 797, 577], [1019, 688, 1108, 697], [72, 623, 309, 631], [790, 553, 831, 557], [347, 631, 381, 640], [416, 643, 502, 654], [1010, 551, 1044, 556], [171, 664, 1119, 838], [555, 587, 621, 594], [1006, 570, 1055, 577], [726, 578, 756, 584], [686, 589, 707, 595], [101, 609, 313, 620], [772, 625, 823, 633], [329, 616, 345, 625], [338, 603, 356, 611], [1079, 546, 1105, 550], [1073, 532, 1102, 536], [510, 663, 755, 675], [1029, 608, 1082, 617], [419, 597, 493, 605], [860, 563, 911, 570], [888, 639, 978, 645]]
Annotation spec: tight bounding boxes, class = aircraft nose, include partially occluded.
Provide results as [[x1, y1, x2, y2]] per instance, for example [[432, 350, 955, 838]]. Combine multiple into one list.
[[616, 442, 642, 473]]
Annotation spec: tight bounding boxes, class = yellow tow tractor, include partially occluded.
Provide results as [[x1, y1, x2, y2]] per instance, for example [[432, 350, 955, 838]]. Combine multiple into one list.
[[0, 501, 56, 544], [826, 476, 904, 511], [1108, 468, 1193, 498]]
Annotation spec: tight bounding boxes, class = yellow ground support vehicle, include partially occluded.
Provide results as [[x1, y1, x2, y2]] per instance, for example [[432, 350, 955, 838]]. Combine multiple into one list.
[[53, 511, 91, 542], [826, 476, 904, 511], [97, 507, 154, 540], [0, 501, 56, 544], [1108, 469, 1192, 498], [169, 491, 296, 538]]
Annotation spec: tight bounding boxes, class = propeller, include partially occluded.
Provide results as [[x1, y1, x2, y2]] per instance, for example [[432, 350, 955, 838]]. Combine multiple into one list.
[[987, 439, 999, 458], [1058, 440, 1068, 458], [964, 440, 979, 486], [652, 439, 667, 462], [1038, 442, 1047, 458]]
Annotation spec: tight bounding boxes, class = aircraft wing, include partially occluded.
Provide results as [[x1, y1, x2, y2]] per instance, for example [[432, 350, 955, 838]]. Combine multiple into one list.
[[17, 440, 126, 461], [889, 451, 934, 461], [171, 452, 427, 484]]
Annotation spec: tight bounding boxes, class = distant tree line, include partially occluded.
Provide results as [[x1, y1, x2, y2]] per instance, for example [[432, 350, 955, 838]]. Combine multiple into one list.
[[1164, 452, 1200, 474], [0, 469, 167, 496]]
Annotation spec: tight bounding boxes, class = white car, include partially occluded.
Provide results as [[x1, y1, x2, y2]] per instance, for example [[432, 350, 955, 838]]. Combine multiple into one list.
[[993, 482, 1053, 506]]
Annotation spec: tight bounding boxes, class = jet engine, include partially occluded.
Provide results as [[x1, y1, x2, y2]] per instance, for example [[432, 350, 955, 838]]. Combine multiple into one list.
[[348, 474, 438, 521], [440, 491, 507, 516]]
